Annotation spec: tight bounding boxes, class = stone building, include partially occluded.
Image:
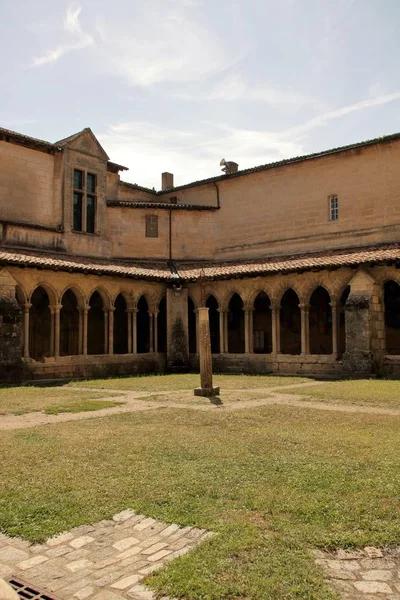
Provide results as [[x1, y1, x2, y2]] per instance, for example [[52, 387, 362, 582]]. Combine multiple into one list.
[[1, 124, 400, 380]]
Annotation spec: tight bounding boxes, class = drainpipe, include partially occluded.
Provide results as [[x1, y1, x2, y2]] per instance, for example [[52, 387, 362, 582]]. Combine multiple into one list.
[[212, 182, 220, 208]]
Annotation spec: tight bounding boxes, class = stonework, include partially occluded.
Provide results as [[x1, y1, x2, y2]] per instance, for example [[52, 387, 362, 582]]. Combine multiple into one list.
[[1, 125, 400, 380]]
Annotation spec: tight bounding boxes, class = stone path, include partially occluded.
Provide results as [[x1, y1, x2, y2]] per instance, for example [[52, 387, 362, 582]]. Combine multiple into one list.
[[0, 510, 212, 600], [315, 547, 400, 599]]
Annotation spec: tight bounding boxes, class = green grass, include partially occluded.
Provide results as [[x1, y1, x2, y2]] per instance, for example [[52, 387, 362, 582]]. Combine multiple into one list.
[[67, 373, 310, 392], [0, 385, 124, 415], [283, 379, 400, 407], [1, 388, 400, 599]]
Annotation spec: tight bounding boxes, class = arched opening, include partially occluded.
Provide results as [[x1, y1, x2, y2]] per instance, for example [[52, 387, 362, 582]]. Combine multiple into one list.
[[188, 297, 197, 354], [88, 291, 105, 355], [137, 295, 150, 353], [206, 295, 220, 354], [253, 291, 272, 353], [228, 293, 245, 353], [339, 286, 350, 355], [30, 286, 51, 361], [114, 293, 128, 354], [384, 280, 400, 354], [309, 287, 332, 354], [60, 289, 79, 356], [157, 297, 167, 353], [280, 289, 301, 355]]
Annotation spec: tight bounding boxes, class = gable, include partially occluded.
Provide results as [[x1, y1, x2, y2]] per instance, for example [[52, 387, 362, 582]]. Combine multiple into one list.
[[58, 128, 109, 161]]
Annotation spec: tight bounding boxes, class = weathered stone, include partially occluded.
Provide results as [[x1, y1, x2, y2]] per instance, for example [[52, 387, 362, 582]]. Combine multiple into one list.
[[361, 569, 393, 580], [364, 546, 384, 558], [354, 580, 393, 594], [0, 578, 19, 600]]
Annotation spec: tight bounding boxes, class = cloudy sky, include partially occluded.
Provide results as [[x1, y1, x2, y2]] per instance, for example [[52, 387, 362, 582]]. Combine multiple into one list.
[[1, 0, 400, 188]]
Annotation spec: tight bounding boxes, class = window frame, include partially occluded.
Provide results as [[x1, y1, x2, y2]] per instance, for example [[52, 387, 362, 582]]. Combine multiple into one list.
[[72, 169, 98, 234], [145, 214, 159, 238], [329, 194, 339, 221]]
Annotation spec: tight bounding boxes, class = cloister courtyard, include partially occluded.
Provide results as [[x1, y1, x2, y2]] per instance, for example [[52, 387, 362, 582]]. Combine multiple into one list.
[[1, 373, 400, 600]]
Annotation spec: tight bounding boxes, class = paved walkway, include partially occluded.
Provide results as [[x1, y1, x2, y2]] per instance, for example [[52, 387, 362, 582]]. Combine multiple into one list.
[[315, 547, 400, 599], [0, 510, 212, 600]]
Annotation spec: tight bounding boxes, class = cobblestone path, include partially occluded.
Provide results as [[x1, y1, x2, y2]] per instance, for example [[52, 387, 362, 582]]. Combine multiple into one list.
[[0, 510, 212, 600], [315, 547, 400, 599]]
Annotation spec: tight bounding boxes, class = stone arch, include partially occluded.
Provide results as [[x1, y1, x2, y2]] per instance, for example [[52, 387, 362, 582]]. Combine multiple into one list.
[[305, 281, 333, 305], [88, 290, 106, 355], [280, 288, 301, 355], [222, 289, 243, 312], [114, 292, 128, 354], [28, 281, 57, 306], [59, 284, 85, 309], [384, 280, 400, 355], [60, 288, 80, 356], [309, 286, 332, 354], [87, 287, 111, 310], [275, 281, 303, 306], [157, 296, 167, 353], [137, 295, 150, 353], [227, 292, 245, 353], [15, 284, 27, 306], [30, 286, 52, 361], [188, 296, 197, 354], [253, 291, 272, 354], [206, 294, 220, 354]]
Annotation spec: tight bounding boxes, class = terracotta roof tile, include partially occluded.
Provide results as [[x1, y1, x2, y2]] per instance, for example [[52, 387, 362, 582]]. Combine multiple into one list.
[[107, 201, 218, 211]]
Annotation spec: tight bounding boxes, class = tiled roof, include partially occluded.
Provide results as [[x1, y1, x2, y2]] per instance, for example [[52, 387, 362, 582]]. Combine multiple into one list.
[[0, 249, 171, 281], [0, 126, 57, 154], [107, 201, 218, 211], [176, 244, 400, 281], [1, 244, 400, 282]]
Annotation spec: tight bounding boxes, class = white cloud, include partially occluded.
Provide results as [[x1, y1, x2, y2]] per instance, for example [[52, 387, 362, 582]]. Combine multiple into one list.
[[32, 5, 94, 67]]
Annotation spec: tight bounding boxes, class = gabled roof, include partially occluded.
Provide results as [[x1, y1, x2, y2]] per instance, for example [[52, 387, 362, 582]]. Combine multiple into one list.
[[55, 127, 109, 161], [0, 126, 58, 154]]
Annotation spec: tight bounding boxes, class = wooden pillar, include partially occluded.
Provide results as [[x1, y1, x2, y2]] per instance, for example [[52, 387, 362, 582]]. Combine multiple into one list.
[[23, 303, 31, 358], [331, 302, 338, 356], [83, 306, 89, 356], [300, 303, 310, 354], [154, 310, 159, 353], [108, 308, 114, 355]]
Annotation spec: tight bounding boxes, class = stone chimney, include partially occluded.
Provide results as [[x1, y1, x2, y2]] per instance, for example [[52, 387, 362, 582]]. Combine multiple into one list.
[[162, 172, 174, 191]]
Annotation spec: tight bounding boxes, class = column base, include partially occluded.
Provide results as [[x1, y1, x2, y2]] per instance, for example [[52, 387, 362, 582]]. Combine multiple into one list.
[[194, 386, 220, 397]]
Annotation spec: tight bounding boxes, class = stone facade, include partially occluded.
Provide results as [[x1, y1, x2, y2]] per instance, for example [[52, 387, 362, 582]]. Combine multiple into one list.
[[1, 125, 400, 380]]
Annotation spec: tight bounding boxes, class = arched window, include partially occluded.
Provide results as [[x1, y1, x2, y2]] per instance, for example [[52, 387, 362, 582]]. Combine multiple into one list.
[[188, 297, 197, 354], [157, 297, 167, 353], [228, 293, 245, 353], [280, 289, 301, 355], [309, 287, 332, 354], [384, 280, 400, 354], [253, 292, 272, 353], [30, 287, 51, 361], [60, 289, 79, 356], [88, 291, 105, 355], [137, 296, 150, 353], [206, 295, 220, 354], [114, 293, 128, 354]]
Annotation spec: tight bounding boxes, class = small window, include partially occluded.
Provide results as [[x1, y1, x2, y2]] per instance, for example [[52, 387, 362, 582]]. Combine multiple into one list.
[[329, 195, 339, 221], [73, 169, 97, 233], [146, 215, 158, 238]]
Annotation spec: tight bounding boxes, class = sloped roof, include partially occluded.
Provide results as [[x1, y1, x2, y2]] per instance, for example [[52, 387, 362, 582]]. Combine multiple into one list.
[[106, 201, 218, 211]]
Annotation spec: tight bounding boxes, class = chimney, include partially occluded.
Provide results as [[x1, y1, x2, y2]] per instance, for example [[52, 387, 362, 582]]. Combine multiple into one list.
[[162, 172, 174, 191]]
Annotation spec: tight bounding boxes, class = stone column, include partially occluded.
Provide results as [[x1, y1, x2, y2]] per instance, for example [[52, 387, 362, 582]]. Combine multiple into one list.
[[83, 305, 89, 356], [49, 307, 55, 357], [108, 308, 114, 355], [224, 311, 229, 353], [300, 303, 310, 354], [78, 308, 83, 355], [149, 312, 154, 353], [271, 303, 280, 354], [23, 303, 31, 358], [195, 309, 200, 354], [154, 310, 159, 353], [127, 310, 133, 354], [330, 302, 338, 356], [249, 308, 254, 353], [54, 304, 61, 358], [104, 310, 109, 355], [132, 309, 138, 354], [194, 307, 219, 397], [244, 309, 250, 353], [166, 287, 189, 368], [218, 309, 225, 353]]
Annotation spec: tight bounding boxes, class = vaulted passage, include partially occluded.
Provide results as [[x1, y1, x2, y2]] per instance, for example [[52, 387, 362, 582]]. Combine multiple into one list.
[[280, 289, 301, 354], [60, 289, 79, 356], [114, 293, 128, 354], [309, 287, 332, 354], [137, 296, 150, 353], [339, 286, 350, 355], [384, 280, 400, 354], [157, 297, 167, 353], [88, 291, 105, 355], [253, 291, 272, 353], [30, 286, 51, 361], [228, 293, 245, 353], [188, 297, 197, 354], [206, 295, 220, 354]]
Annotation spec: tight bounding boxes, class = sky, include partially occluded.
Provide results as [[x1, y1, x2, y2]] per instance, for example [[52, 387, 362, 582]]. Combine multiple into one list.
[[1, 0, 400, 189]]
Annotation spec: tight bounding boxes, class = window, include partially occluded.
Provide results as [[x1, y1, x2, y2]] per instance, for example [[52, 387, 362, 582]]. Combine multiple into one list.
[[73, 169, 97, 233], [146, 215, 158, 238], [329, 195, 339, 221]]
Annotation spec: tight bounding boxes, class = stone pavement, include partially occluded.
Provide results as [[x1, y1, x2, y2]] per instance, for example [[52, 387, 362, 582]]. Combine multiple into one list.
[[0, 510, 213, 600], [315, 546, 400, 599]]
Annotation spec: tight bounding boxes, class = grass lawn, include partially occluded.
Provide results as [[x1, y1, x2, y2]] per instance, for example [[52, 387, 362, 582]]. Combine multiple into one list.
[[283, 378, 400, 408], [67, 372, 310, 392], [0, 385, 124, 415], [1, 374, 400, 600]]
